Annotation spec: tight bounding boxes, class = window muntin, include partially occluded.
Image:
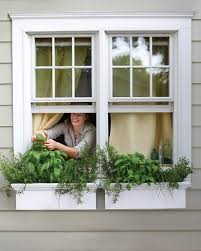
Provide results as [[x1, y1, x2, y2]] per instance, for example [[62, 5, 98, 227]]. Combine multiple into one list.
[[34, 36, 93, 100], [111, 35, 170, 99]]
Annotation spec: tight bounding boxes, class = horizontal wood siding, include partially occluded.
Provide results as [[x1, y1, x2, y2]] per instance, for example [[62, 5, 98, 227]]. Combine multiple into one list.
[[0, 64, 12, 84], [0, 211, 200, 251], [0, 231, 201, 251], [0, 127, 13, 148], [0, 42, 11, 63], [192, 148, 201, 169], [0, 85, 12, 105], [0, 21, 11, 42], [0, 106, 12, 126]]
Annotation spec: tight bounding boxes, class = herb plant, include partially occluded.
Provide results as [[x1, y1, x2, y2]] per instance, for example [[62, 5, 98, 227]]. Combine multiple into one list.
[[97, 144, 192, 203], [0, 138, 97, 204]]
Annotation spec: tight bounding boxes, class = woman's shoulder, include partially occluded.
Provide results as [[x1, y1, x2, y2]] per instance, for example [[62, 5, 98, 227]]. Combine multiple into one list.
[[84, 121, 96, 132]]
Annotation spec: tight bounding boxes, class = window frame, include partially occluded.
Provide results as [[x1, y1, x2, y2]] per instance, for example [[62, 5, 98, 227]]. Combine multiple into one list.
[[10, 12, 192, 170]]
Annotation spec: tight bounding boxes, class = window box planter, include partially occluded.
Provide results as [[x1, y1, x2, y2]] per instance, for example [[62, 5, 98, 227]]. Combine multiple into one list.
[[11, 183, 97, 210], [105, 180, 190, 209]]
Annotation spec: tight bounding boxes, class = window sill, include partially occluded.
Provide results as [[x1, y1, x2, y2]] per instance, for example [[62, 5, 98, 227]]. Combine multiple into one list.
[[105, 179, 191, 209]]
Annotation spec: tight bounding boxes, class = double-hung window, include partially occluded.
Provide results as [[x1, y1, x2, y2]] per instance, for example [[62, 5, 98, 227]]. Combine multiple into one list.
[[11, 12, 192, 169], [109, 34, 173, 164]]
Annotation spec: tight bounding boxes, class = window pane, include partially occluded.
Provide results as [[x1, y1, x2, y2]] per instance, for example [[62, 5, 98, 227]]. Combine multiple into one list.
[[153, 68, 169, 97], [132, 37, 150, 66], [35, 38, 52, 66], [36, 69, 52, 97], [112, 37, 130, 66], [75, 69, 92, 97], [55, 38, 72, 66], [75, 37, 91, 66], [113, 68, 130, 97], [55, 69, 72, 97], [133, 68, 150, 97], [109, 113, 173, 164], [152, 37, 169, 66]]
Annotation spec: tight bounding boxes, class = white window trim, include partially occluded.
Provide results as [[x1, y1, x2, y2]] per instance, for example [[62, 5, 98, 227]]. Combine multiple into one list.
[[10, 12, 193, 170]]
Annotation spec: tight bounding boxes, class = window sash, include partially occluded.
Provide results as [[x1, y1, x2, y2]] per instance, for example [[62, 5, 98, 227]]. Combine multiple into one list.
[[110, 34, 173, 100], [32, 35, 95, 100]]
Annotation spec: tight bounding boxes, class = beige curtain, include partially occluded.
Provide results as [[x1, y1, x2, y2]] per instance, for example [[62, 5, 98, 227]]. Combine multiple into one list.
[[33, 113, 63, 133], [109, 113, 172, 158]]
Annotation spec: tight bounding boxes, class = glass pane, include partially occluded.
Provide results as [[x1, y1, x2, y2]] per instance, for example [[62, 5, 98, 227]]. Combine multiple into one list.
[[112, 37, 130, 66], [152, 37, 169, 66], [55, 38, 72, 66], [75, 37, 91, 66], [109, 112, 173, 164], [113, 68, 130, 97], [55, 69, 72, 97], [36, 69, 52, 97], [132, 37, 150, 66], [133, 68, 150, 97], [152, 68, 169, 97], [35, 38, 52, 66], [75, 69, 92, 97]]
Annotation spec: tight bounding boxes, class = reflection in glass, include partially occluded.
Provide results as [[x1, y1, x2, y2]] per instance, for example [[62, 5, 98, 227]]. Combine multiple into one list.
[[36, 38, 52, 66], [36, 69, 52, 97], [113, 68, 130, 97], [132, 37, 150, 66], [112, 37, 130, 66], [75, 69, 92, 97], [152, 68, 169, 97], [55, 69, 72, 97], [152, 37, 169, 66], [75, 37, 91, 66], [55, 38, 72, 66], [133, 68, 150, 97]]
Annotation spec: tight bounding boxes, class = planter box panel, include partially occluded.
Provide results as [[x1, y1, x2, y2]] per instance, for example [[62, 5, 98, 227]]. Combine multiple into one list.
[[12, 184, 96, 210], [105, 184, 189, 209]]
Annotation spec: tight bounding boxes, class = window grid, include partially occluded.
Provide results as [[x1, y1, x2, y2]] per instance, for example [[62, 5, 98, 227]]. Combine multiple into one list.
[[111, 35, 171, 100], [33, 35, 94, 101]]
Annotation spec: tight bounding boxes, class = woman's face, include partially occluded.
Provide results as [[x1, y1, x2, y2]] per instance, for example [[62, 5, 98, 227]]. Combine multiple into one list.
[[70, 113, 87, 128]]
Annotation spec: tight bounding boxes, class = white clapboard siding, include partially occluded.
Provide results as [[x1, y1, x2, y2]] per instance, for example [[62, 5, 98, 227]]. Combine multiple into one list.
[[192, 84, 201, 105], [192, 63, 201, 83], [192, 127, 201, 148], [192, 20, 201, 41], [0, 85, 12, 105], [0, 127, 13, 148], [0, 21, 11, 42], [0, 106, 12, 126], [192, 105, 201, 126], [0, 64, 12, 84], [192, 147, 201, 169], [0, 42, 11, 63]]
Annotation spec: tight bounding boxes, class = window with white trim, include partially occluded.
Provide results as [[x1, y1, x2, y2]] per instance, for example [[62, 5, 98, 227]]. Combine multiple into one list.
[[10, 12, 192, 170]]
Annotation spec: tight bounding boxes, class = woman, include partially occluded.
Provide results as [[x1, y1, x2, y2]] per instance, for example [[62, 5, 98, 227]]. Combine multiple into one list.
[[32, 113, 96, 159]]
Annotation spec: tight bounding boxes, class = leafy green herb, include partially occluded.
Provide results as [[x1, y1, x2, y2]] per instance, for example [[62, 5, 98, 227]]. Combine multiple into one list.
[[97, 144, 192, 203]]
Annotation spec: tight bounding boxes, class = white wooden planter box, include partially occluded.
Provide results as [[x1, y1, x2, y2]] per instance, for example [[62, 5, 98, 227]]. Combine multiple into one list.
[[105, 180, 191, 209], [11, 183, 97, 210]]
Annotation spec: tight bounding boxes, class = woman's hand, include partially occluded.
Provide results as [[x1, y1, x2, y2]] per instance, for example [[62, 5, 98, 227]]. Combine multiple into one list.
[[32, 130, 47, 142], [44, 139, 58, 150]]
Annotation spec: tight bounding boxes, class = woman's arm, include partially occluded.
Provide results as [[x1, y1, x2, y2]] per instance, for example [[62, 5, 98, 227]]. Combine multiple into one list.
[[44, 139, 79, 159]]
